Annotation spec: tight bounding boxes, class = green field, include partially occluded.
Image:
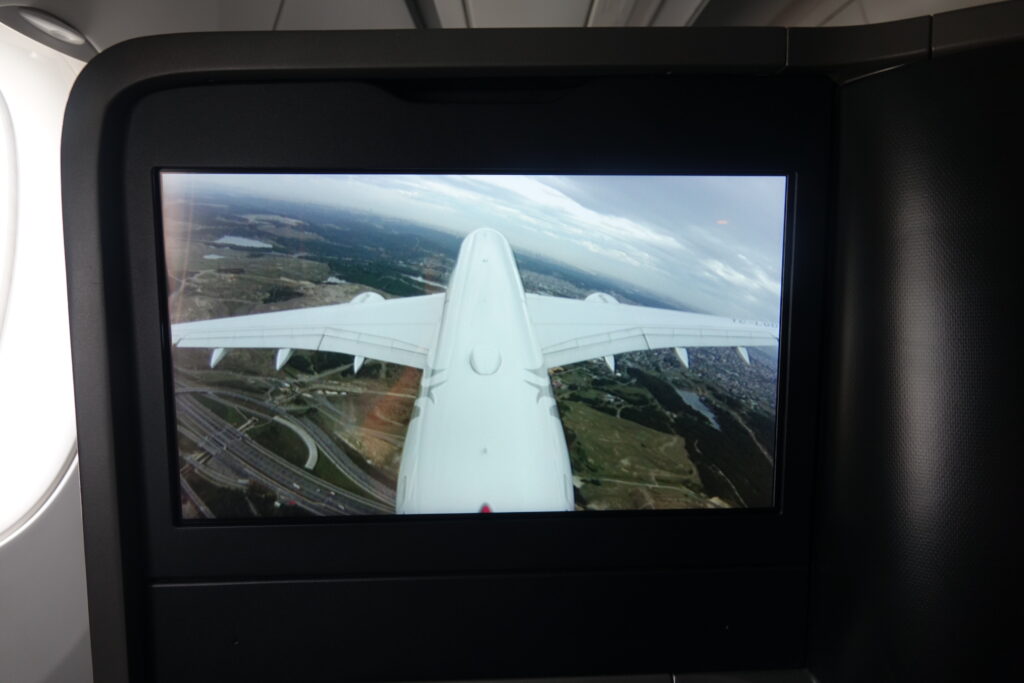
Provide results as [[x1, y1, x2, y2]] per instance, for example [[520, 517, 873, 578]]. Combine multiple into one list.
[[561, 402, 714, 510], [247, 420, 308, 468]]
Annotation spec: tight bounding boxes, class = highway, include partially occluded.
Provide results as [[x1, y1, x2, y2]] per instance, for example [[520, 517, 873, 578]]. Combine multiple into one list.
[[295, 413, 396, 503], [271, 415, 318, 469], [178, 474, 214, 518], [176, 392, 392, 515], [178, 385, 397, 506], [307, 394, 406, 448]]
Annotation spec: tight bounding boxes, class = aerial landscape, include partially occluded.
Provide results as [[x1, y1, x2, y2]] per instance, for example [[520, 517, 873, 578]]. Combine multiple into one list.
[[163, 174, 784, 519]]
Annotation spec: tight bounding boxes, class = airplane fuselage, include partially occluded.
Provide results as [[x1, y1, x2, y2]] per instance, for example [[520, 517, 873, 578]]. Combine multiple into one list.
[[396, 229, 575, 514]]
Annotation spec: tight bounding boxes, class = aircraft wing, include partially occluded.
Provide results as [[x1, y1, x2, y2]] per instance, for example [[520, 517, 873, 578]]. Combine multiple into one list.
[[171, 293, 445, 370], [525, 293, 779, 369]]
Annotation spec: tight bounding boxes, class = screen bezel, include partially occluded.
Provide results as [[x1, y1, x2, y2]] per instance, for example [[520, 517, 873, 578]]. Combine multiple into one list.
[[109, 74, 831, 581]]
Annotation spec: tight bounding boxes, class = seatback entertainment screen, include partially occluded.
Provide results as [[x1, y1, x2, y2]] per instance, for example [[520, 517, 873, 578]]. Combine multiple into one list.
[[161, 173, 786, 519]]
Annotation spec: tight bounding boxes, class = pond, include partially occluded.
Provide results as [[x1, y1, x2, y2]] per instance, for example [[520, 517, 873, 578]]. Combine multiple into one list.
[[675, 388, 721, 431]]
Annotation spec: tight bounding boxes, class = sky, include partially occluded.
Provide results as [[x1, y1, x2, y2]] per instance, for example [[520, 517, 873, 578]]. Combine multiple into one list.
[[163, 173, 787, 323]]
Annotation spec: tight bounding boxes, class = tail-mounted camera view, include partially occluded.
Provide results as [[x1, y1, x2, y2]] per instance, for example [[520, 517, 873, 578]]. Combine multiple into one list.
[[162, 173, 786, 519]]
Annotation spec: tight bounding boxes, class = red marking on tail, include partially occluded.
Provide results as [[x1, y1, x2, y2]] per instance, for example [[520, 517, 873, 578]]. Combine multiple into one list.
[[480, 503, 492, 513]]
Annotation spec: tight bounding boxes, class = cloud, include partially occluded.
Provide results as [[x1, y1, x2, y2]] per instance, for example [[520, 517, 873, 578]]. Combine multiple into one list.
[[702, 258, 782, 296], [468, 175, 683, 250], [170, 172, 786, 322]]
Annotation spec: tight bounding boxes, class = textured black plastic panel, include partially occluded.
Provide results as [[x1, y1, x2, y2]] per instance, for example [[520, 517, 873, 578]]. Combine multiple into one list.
[[148, 568, 807, 683], [810, 42, 1024, 682], [787, 17, 930, 73], [933, 1, 1024, 57]]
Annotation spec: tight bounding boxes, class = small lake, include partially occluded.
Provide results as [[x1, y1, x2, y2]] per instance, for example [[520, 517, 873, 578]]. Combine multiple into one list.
[[675, 389, 721, 431], [406, 274, 446, 289], [213, 236, 273, 249]]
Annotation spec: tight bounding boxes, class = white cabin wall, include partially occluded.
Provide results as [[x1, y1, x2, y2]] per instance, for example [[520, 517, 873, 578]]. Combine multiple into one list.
[[0, 465, 92, 683]]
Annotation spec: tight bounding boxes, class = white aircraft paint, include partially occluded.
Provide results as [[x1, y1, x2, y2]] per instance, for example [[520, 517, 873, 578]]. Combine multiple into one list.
[[172, 228, 780, 515], [397, 228, 573, 514]]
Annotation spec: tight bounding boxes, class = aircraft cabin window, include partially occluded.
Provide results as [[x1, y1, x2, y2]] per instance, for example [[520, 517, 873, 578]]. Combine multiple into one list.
[[0, 22, 82, 544]]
